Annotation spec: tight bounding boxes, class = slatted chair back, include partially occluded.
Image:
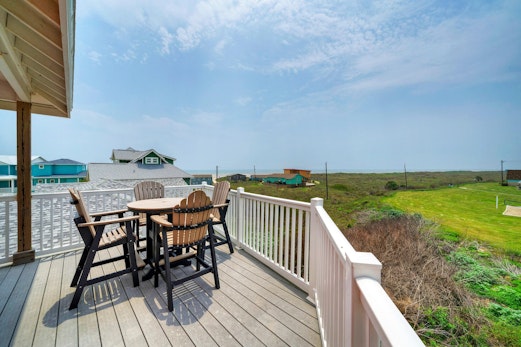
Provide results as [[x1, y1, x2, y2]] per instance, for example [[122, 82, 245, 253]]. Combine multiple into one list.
[[167, 190, 212, 247], [211, 181, 230, 221], [69, 188, 96, 238], [134, 181, 165, 201], [133, 181, 165, 231]]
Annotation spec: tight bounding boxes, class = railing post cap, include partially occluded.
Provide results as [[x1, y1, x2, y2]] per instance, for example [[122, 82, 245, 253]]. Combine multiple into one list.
[[310, 197, 323, 206], [237, 187, 245, 193]]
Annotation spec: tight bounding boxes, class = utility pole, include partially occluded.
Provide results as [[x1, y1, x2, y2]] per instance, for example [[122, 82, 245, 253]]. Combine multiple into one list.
[[404, 163, 408, 190], [325, 162, 329, 200], [501, 160, 504, 186]]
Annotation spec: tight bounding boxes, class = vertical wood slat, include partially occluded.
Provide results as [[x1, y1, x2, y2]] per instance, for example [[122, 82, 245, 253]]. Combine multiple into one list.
[[303, 211, 310, 284], [297, 210, 303, 279], [3, 201, 10, 260], [39, 196, 44, 251], [273, 205, 280, 264]]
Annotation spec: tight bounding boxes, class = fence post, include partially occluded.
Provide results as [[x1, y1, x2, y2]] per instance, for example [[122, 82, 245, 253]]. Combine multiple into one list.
[[350, 252, 382, 346], [236, 187, 245, 247], [308, 197, 323, 303]]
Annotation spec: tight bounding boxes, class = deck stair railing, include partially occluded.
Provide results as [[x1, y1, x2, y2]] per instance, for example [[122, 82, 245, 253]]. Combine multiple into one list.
[[0, 183, 423, 346]]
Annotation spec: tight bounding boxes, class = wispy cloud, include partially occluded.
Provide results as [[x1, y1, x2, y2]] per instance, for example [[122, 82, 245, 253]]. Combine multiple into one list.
[[87, 51, 102, 64], [157, 27, 174, 55]]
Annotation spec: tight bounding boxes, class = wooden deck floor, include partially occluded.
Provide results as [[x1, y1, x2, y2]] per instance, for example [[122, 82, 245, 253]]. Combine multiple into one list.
[[0, 246, 321, 347]]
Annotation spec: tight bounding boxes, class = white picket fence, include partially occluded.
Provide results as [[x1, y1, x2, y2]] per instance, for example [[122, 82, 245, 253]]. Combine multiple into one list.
[[0, 183, 423, 346]]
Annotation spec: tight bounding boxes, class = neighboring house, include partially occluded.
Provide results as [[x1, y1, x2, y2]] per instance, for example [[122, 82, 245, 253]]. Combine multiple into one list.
[[284, 168, 311, 180], [33, 159, 87, 185], [191, 174, 213, 185], [89, 148, 192, 186], [0, 155, 87, 192], [263, 173, 305, 187], [260, 168, 311, 187], [251, 174, 268, 182], [506, 170, 521, 186], [111, 147, 175, 165], [226, 173, 247, 182]]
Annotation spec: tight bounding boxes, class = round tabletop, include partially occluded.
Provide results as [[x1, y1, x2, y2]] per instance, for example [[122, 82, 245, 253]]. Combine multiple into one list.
[[127, 197, 183, 213]]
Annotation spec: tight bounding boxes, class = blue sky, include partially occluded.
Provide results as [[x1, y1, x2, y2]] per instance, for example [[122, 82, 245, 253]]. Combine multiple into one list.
[[1, 0, 520, 173]]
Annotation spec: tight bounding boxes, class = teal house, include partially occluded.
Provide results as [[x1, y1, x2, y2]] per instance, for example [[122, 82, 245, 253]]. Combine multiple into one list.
[[263, 173, 305, 186], [0, 156, 87, 192]]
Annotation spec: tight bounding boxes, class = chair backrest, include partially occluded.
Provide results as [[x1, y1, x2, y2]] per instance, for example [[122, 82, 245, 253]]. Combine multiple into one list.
[[169, 190, 212, 246], [211, 181, 230, 219], [68, 188, 96, 238], [134, 181, 165, 201]]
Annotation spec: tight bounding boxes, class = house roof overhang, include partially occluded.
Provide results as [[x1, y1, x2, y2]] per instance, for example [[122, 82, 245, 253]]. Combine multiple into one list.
[[0, 0, 75, 118]]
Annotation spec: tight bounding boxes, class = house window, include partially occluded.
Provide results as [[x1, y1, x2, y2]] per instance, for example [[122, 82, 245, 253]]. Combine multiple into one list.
[[38, 179, 43, 183], [39, 164, 45, 169], [145, 157, 159, 165], [50, 179, 55, 183]]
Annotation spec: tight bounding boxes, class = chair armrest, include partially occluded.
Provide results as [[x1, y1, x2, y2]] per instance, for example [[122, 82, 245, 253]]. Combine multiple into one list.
[[90, 208, 129, 218], [78, 215, 139, 228], [213, 203, 228, 208], [151, 215, 172, 227]]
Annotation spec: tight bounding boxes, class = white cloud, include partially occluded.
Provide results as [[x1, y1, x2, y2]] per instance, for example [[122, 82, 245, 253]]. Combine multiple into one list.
[[158, 27, 174, 55], [87, 51, 102, 64]]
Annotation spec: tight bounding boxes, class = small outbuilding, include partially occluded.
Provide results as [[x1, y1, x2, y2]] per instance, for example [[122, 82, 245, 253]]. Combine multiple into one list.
[[506, 170, 521, 186], [227, 173, 247, 182], [263, 173, 305, 187]]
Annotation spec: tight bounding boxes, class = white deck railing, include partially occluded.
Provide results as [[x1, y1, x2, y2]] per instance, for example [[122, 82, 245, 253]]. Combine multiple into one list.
[[0, 183, 423, 346]]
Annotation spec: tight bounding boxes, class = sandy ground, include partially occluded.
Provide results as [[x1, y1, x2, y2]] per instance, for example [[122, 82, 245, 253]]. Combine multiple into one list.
[[503, 205, 521, 217]]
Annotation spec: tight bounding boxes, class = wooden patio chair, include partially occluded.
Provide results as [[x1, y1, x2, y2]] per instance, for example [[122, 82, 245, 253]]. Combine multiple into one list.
[[133, 181, 165, 246], [151, 190, 219, 311], [208, 181, 234, 253], [68, 188, 139, 310]]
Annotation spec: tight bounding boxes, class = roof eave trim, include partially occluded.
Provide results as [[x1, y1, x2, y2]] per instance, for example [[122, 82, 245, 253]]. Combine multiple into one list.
[[58, 0, 75, 118]]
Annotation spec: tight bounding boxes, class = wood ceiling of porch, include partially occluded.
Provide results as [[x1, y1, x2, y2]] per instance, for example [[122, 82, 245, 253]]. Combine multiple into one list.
[[0, 0, 74, 117]]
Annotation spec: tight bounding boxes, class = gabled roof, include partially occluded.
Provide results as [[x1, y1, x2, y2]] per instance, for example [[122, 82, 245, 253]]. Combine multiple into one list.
[[111, 148, 176, 163], [88, 163, 192, 182], [0, 155, 46, 165], [0, 0, 75, 117], [46, 158, 85, 165]]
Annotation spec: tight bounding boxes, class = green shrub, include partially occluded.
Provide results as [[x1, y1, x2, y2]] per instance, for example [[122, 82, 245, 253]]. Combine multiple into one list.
[[487, 303, 521, 326], [385, 180, 399, 190]]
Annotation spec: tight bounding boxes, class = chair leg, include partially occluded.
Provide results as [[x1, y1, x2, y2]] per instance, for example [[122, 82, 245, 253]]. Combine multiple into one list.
[[207, 225, 220, 289], [154, 225, 161, 288], [71, 246, 89, 287], [222, 222, 234, 253], [195, 243, 202, 272], [126, 220, 139, 287], [122, 242, 130, 268], [162, 232, 174, 312], [69, 244, 98, 310]]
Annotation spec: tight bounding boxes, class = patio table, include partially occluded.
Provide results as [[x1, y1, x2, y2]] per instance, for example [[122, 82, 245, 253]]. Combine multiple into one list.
[[127, 197, 183, 280]]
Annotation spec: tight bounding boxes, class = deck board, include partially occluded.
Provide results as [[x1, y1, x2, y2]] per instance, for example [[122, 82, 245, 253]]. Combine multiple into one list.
[[0, 261, 38, 344], [1, 246, 321, 347]]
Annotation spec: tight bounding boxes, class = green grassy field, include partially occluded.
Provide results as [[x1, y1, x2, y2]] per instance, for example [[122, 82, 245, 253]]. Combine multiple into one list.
[[384, 183, 521, 254]]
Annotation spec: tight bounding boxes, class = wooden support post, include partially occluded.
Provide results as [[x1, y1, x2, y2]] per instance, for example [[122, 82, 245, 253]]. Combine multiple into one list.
[[13, 101, 35, 265]]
